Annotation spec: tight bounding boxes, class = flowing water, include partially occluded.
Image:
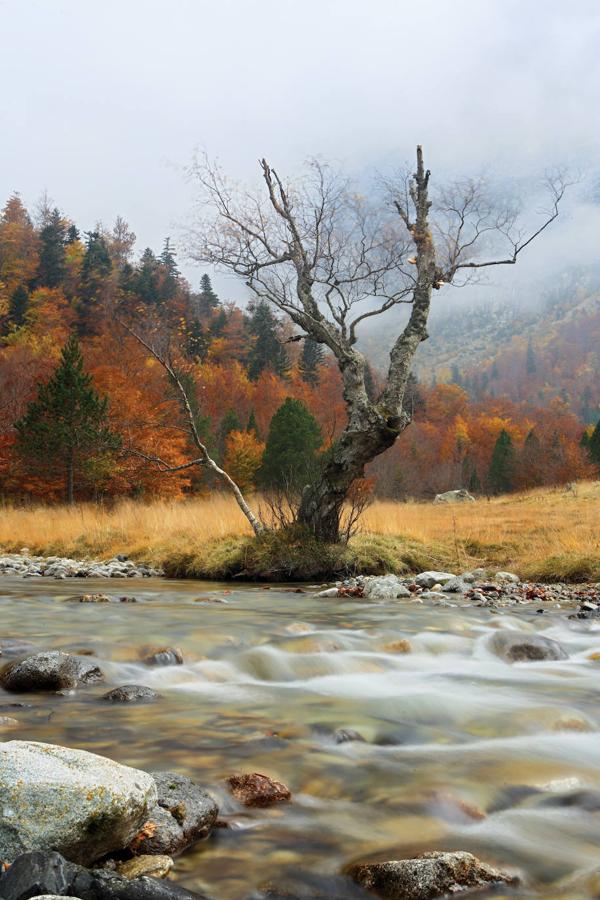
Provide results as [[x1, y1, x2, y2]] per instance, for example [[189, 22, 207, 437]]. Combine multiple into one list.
[[1, 577, 600, 898]]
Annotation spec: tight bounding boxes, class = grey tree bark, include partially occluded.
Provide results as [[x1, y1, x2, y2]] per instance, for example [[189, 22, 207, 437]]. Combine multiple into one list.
[[188, 147, 566, 543]]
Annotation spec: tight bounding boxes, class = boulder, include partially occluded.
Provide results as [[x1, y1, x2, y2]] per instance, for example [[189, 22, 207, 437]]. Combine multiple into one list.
[[347, 851, 517, 899], [1, 652, 104, 692], [495, 572, 520, 583], [414, 572, 456, 588], [0, 741, 157, 865], [440, 576, 465, 593], [489, 631, 568, 663], [143, 648, 184, 667], [433, 489, 475, 504], [362, 576, 411, 600], [0, 850, 208, 900], [227, 772, 291, 807], [130, 772, 218, 855], [102, 685, 161, 704]]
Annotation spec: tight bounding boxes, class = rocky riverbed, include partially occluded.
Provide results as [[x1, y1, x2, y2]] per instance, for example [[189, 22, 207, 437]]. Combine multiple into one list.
[[1, 572, 600, 898], [0, 552, 163, 579]]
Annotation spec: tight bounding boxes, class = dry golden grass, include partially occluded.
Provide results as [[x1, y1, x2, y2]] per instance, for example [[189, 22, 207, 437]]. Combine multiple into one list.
[[0, 481, 599, 580]]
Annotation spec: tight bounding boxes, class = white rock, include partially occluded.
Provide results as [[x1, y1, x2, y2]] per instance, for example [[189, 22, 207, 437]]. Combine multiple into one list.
[[415, 571, 457, 588], [496, 571, 520, 583], [0, 741, 157, 865]]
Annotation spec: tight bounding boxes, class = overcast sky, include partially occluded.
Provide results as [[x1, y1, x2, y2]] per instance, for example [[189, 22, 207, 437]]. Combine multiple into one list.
[[2, 0, 600, 295]]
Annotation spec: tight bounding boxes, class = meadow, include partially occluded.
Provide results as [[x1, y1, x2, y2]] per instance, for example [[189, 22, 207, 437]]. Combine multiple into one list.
[[1, 481, 599, 582]]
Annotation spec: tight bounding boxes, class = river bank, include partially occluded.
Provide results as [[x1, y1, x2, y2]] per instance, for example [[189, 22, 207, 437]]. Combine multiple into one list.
[[1, 482, 600, 582]]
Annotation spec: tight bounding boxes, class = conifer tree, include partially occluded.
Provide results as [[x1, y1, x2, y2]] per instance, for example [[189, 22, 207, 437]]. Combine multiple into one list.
[[589, 417, 600, 468], [65, 224, 80, 244], [259, 398, 322, 492], [299, 338, 324, 385], [247, 300, 289, 380], [15, 335, 120, 503], [186, 319, 210, 361], [37, 207, 66, 288], [8, 284, 29, 328], [158, 238, 179, 302], [487, 429, 515, 495], [78, 231, 112, 331], [196, 274, 220, 316], [246, 409, 259, 437], [135, 248, 161, 305]]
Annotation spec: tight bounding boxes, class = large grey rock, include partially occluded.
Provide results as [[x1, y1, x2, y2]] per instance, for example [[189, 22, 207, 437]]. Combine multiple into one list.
[[0, 741, 157, 864], [348, 851, 517, 899], [440, 576, 465, 593], [495, 571, 520, 583], [131, 771, 218, 855], [362, 576, 411, 600], [415, 571, 456, 588], [490, 631, 568, 663], [1, 651, 104, 692], [433, 489, 475, 504], [0, 850, 208, 900]]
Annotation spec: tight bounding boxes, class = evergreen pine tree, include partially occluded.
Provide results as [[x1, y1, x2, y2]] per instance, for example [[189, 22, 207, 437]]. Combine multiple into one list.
[[78, 231, 112, 331], [186, 319, 210, 361], [247, 300, 289, 380], [8, 284, 29, 327], [158, 238, 179, 303], [65, 224, 80, 244], [259, 398, 322, 492], [487, 429, 515, 495], [299, 338, 324, 385], [15, 335, 120, 503], [135, 248, 161, 305], [196, 274, 220, 316], [589, 417, 600, 468], [246, 409, 259, 436], [526, 337, 537, 375], [37, 207, 66, 288]]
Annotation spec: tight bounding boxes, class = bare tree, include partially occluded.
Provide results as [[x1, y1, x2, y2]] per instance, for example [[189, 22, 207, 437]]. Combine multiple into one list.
[[119, 320, 265, 536], [187, 147, 567, 542]]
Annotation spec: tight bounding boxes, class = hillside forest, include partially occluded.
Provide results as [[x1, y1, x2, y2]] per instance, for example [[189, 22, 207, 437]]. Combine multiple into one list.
[[1, 192, 599, 505]]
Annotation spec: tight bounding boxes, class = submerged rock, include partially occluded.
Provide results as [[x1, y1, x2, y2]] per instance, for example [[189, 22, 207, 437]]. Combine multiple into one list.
[[227, 772, 292, 807], [0, 741, 156, 865], [130, 772, 218, 856], [347, 851, 517, 899], [103, 685, 161, 703], [1, 651, 104, 692], [0, 850, 207, 900], [143, 648, 184, 667], [489, 631, 568, 663]]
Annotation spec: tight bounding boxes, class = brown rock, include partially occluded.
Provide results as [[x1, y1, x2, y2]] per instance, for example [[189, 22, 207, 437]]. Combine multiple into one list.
[[227, 772, 291, 807], [116, 854, 173, 879], [348, 851, 517, 899]]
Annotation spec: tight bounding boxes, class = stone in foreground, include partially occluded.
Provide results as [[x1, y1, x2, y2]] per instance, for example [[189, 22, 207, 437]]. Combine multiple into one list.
[[414, 571, 456, 588], [490, 631, 568, 663], [143, 647, 184, 666], [0, 651, 104, 692], [362, 576, 411, 600], [103, 685, 161, 703], [0, 850, 208, 900], [348, 851, 517, 899], [227, 772, 291, 807], [130, 772, 218, 855], [0, 741, 157, 865]]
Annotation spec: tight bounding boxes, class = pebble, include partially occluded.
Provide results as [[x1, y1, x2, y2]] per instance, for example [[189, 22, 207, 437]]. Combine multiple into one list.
[[0, 553, 162, 579]]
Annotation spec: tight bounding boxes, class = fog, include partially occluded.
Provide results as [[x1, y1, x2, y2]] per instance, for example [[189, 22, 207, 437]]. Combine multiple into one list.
[[2, 0, 600, 301]]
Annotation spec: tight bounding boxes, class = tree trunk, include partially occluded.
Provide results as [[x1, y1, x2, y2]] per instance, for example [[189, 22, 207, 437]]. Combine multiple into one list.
[[66, 453, 74, 505], [297, 411, 405, 542]]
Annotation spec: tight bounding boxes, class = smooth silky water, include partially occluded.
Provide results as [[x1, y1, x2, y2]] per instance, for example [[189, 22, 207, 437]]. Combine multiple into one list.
[[1, 577, 600, 898]]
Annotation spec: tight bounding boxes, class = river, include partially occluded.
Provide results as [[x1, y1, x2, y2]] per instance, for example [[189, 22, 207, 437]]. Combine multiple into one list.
[[1, 576, 599, 898]]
